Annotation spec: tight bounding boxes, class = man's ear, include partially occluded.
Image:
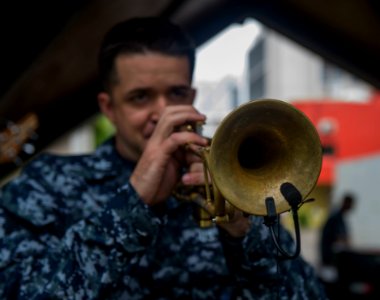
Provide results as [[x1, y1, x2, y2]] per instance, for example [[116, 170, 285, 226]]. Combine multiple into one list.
[[97, 92, 115, 123]]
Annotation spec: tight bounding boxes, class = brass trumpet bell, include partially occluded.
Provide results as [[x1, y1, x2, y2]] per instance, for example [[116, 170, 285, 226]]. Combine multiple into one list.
[[208, 99, 322, 216]]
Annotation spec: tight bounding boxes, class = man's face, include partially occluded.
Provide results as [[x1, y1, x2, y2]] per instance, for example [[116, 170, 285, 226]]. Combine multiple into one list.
[[98, 53, 195, 161]]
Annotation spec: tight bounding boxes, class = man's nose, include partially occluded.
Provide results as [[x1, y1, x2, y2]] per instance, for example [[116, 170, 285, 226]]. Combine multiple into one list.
[[151, 95, 170, 122], [155, 95, 170, 113]]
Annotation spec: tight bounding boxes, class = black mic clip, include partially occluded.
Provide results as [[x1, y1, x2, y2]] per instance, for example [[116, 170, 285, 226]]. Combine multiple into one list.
[[263, 197, 277, 227]]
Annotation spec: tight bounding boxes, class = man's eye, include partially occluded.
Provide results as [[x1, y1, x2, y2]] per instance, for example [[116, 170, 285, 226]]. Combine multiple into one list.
[[169, 88, 193, 102], [128, 92, 149, 104]]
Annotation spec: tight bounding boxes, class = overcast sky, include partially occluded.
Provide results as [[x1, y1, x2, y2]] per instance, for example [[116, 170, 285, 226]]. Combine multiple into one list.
[[194, 19, 262, 83]]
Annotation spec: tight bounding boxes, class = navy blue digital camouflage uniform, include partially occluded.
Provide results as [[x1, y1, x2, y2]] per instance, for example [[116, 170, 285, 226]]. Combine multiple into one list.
[[0, 138, 327, 299]]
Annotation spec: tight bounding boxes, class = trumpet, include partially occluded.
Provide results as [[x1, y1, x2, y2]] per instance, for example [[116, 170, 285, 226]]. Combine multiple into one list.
[[175, 98, 322, 228]]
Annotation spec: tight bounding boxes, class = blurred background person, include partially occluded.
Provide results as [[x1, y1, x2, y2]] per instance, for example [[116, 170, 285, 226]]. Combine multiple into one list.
[[319, 194, 355, 297]]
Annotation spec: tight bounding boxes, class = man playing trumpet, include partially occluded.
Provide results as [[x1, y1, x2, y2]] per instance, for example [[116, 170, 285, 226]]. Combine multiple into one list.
[[0, 17, 326, 299]]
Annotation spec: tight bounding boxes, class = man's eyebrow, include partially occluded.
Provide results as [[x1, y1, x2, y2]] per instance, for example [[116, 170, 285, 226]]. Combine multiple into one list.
[[123, 85, 192, 98], [131, 87, 151, 92], [124, 87, 151, 96], [170, 85, 193, 90]]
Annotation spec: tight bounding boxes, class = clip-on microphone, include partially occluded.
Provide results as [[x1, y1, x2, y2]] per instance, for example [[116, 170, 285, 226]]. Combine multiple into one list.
[[263, 182, 303, 259]]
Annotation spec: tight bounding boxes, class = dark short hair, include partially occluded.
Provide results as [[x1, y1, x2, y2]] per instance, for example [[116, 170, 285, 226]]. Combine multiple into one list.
[[98, 17, 196, 91]]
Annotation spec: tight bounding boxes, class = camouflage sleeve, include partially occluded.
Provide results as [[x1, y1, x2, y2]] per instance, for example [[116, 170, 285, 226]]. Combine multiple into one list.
[[0, 168, 161, 299], [219, 216, 327, 299], [37, 183, 161, 299]]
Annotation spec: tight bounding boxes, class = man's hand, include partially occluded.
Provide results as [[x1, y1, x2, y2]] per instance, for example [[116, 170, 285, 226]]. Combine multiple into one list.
[[218, 210, 252, 238], [130, 105, 207, 206]]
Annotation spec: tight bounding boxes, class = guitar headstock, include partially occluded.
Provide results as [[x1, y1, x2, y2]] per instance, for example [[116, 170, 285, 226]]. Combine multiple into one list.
[[0, 113, 39, 166]]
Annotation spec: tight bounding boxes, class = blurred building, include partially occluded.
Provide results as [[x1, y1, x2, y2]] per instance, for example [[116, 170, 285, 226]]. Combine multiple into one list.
[[194, 76, 239, 138], [293, 95, 380, 250], [247, 28, 374, 102]]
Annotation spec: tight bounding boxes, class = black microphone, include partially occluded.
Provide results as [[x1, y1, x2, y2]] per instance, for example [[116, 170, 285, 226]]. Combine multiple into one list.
[[280, 182, 302, 209]]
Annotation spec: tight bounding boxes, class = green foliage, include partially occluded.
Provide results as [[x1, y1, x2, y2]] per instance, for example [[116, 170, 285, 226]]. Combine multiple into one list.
[[93, 114, 115, 147]]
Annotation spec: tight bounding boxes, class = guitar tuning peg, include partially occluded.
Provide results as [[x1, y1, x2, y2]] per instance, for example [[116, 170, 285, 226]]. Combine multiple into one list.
[[22, 143, 36, 155]]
